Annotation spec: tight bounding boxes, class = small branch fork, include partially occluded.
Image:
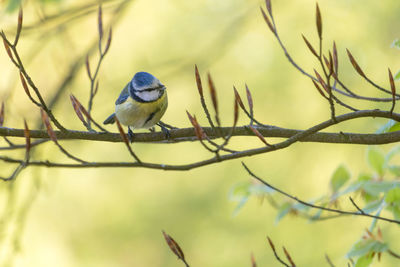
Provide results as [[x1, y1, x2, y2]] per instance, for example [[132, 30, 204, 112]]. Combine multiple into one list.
[[85, 6, 113, 130], [1, 8, 66, 132], [0, 0, 399, 181], [260, 0, 399, 112]]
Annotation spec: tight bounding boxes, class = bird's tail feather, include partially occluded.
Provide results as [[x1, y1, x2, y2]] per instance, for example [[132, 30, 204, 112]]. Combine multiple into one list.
[[103, 113, 116, 125]]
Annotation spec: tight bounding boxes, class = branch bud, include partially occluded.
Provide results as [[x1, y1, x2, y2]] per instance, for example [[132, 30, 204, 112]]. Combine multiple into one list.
[[346, 49, 365, 77], [162, 231, 186, 262], [316, 3, 322, 40], [207, 72, 220, 126], [0, 102, 4, 127], [302, 34, 318, 58], [40, 109, 57, 142], [23, 119, 31, 155], [2, 38, 14, 61], [260, 7, 275, 34], [104, 27, 112, 55], [249, 125, 271, 146], [20, 72, 32, 99], [98, 5, 103, 41], [195, 64, 203, 98]]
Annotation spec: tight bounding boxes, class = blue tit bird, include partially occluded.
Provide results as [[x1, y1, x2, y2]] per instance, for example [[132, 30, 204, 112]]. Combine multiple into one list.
[[103, 72, 168, 140]]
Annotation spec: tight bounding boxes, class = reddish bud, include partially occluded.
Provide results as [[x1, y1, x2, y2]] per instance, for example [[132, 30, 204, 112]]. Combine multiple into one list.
[[388, 68, 396, 113], [207, 73, 220, 125], [346, 49, 365, 77], [85, 55, 92, 80], [249, 125, 271, 146], [186, 111, 206, 140], [98, 5, 103, 41], [323, 55, 333, 75], [234, 97, 239, 127], [104, 27, 112, 55], [23, 119, 31, 155], [70, 95, 87, 126], [233, 86, 245, 110], [0, 102, 4, 126], [2, 38, 14, 61], [377, 227, 383, 241], [245, 84, 254, 113], [195, 65, 203, 97], [329, 52, 334, 75], [267, 236, 276, 251], [162, 231, 186, 262], [94, 81, 99, 96], [283, 246, 295, 267], [314, 69, 330, 94], [14, 7, 23, 45], [388, 68, 396, 97], [40, 109, 57, 142], [332, 41, 338, 74], [19, 72, 32, 99], [316, 3, 322, 39], [265, 0, 272, 16], [302, 34, 319, 58], [312, 79, 326, 98], [251, 253, 257, 267], [260, 7, 275, 34]]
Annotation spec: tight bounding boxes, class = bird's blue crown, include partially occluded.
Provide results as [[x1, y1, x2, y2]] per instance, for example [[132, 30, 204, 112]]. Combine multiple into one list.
[[132, 72, 157, 87]]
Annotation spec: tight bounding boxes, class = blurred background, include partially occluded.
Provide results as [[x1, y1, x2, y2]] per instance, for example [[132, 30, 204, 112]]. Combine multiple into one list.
[[0, 0, 400, 266]]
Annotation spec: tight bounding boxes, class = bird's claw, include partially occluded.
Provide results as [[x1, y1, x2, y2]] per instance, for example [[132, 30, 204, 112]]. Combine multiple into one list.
[[158, 123, 171, 140], [127, 128, 134, 143]]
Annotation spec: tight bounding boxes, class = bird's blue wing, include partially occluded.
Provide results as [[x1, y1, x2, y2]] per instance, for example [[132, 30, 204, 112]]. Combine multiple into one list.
[[115, 83, 130, 105]]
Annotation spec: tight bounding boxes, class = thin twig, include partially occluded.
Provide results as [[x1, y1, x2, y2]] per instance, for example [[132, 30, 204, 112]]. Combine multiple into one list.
[[242, 163, 400, 225]]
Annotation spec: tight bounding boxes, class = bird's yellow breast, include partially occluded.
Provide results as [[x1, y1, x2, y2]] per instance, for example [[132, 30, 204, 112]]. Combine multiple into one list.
[[115, 93, 168, 129]]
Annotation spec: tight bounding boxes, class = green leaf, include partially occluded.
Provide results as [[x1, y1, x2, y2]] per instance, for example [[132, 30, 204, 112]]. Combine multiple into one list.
[[376, 120, 400, 133], [388, 165, 400, 176], [339, 182, 362, 196], [232, 196, 249, 217], [229, 182, 250, 201], [347, 239, 388, 258], [367, 147, 385, 176], [392, 38, 400, 49], [385, 188, 400, 220], [362, 181, 399, 196], [395, 70, 400, 81], [358, 173, 372, 182], [355, 254, 373, 267], [385, 187, 400, 204], [248, 183, 275, 195], [386, 146, 400, 162], [362, 200, 383, 214], [330, 165, 350, 192], [229, 182, 251, 216], [5, 0, 22, 12], [275, 202, 292, 224]]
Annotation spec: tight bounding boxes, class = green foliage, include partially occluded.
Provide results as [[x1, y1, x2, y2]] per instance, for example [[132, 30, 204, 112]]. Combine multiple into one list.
[[348, 238, 387, 259], [367, 147, 385, 176], [354, 254, 374, 267], [377, 120, 400, 134], [330, 165, 350, 192], [231, 145, 400, 265], [392, 38, 400, 49], [229, 181, 274, 216]]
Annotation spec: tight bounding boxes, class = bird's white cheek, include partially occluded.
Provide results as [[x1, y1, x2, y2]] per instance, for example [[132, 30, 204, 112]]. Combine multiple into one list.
[[136, 90, 160, 102]]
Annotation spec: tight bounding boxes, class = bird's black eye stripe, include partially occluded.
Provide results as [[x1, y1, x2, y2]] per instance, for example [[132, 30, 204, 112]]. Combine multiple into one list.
[[139, 85, 165, 92]]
